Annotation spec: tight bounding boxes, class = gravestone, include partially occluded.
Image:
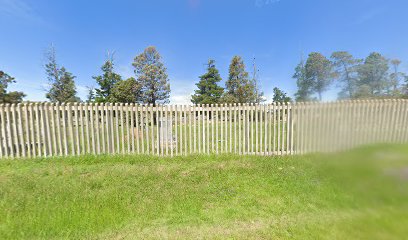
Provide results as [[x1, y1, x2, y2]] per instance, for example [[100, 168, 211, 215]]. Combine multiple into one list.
[[159, 117, 175, 147]]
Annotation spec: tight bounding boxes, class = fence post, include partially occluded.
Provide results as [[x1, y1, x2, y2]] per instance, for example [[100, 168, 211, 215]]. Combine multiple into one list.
[[0, 104, 6, 158], [188, 105, 192, 154], [11, 104, 20, 158], [79, 103, 85, 155], [155, 104, 160, 155], [399, 100, 405, 142], [228, 103, 232, 154], [234, 103, 237, 154], [402, 100, 408, 142], [134, 104, 139, 154], [167, 104, 170, 156], [94, 103, 101, 154], [88, 103, 94, 154], [171, 105, 174, 157], [130, 103, 135, 153], [99, 103, 105, 154], [203, 104, 206, 154], [17, 104, 26, 158], [160, 104, 164, 156], [243, 103, 247, 154]]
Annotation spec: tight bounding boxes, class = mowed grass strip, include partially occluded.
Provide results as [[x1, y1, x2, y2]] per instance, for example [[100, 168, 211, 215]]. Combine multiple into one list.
[[1, 145, 408, 239]]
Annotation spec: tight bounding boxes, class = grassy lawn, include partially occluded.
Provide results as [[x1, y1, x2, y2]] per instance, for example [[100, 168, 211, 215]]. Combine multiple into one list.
[[1, 145, 408, 239]]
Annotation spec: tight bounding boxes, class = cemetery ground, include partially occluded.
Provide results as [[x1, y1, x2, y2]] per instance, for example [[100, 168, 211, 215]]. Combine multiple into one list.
[[1, 144, 408, 239]]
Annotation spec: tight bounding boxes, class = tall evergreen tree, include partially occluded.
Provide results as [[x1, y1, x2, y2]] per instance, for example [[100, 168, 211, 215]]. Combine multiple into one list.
[[331, 51, 362, 99], [304, 52, 333, 101], [293, 58, 313, 101], [93, 54, 122, 102], [356, 52, 390, 98], [44, 46, 80, 103], [46, 67, 79, 102], [132, 46, 170, 105], [224, 56, 255, 103], [0, 71, 26, 103], [191, 59, 224, 104]]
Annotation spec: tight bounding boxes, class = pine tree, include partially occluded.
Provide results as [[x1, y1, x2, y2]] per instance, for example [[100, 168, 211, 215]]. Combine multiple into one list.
[[132, 46, 170, 105], [356, 52, 390, 98], [331, 51, 362, 99], [191, 59, 224, 104], [93, 54, 122, 102], [224, 56, 255, 103], [46, 67, 79, 102], [44, 46, 79, 103], [304, 52, 333, 101], [0, 71, 26, 103]]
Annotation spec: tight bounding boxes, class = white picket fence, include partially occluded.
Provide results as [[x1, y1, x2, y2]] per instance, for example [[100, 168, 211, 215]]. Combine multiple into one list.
[[0, 100, 407, 159]]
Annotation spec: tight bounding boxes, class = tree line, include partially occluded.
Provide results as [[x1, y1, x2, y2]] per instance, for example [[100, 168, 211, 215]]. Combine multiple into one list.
[[293, 51, 408, 101], [1, 47, 408, 105], [46, 45, 171, 106]]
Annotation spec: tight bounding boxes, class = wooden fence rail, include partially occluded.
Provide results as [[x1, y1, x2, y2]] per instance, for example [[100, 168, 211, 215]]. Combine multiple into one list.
[[0, 100, 407, 159]]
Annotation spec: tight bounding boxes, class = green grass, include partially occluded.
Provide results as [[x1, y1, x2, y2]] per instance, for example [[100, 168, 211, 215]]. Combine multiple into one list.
[[1, 144, 408, 239]]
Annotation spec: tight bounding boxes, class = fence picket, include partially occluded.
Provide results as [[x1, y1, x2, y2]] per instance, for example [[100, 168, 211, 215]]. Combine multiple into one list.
[[215, 104, 219, 154], [140, 105, 144, 154], [185, 105, 188, 155], [167, 105, 171, 155], [211, 104, 215, 153], [121, 103, 126, 154], [402, 100, 408, 142], [103, 103, 109, 154], [155, 104, 160, 155], [400, 101, 405, 142], [188, 106, 193, 154], [234, 103, 237, 154], [238, 103, 241, 155], [193, 105, 196, 154], [171, 105, 174, 157], [10, 105, 18, 157], [160, 105, 164, 156], [203, 104, 206, 154], [24, 103, 31, 157], [17, 104, 25, 157], [90, 104, 95, 154], [0, 105, 6, 157]]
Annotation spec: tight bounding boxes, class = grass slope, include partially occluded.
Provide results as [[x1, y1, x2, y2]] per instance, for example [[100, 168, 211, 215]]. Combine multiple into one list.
[[1, 145, 408, 239]]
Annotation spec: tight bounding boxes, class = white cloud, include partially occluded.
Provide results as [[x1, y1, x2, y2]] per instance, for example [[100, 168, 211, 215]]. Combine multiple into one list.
[[76, 85, 89, 101], [169, 79, 195, 105], [170, 94, 192, 105]]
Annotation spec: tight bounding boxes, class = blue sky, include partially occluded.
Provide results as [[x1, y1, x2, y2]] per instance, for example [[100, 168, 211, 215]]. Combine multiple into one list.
[[1, 0, 408, 103]]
